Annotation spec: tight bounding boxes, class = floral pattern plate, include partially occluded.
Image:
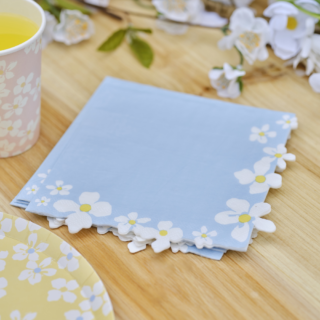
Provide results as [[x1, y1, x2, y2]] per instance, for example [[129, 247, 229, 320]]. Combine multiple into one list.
[[0, 212, 114, 320]]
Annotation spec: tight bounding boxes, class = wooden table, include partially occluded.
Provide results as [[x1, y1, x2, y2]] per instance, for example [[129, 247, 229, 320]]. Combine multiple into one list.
[[1, 1, 320, 319]]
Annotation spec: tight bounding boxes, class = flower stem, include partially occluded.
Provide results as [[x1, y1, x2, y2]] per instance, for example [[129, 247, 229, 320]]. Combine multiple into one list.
[[234, 46, 244, 66]]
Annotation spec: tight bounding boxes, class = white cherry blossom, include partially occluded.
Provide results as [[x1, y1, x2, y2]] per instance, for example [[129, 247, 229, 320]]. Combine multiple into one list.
[[48, 278, 79, 303], [0, 60, 17, 83], [30, 77, 41, 101], [19, 118, 39, 146], [26, 185, 39, 195], [276, 115, 298, 130], [263, 144, 296, 172], [0, 119, 22, 137], [80, 281, 104, 311], [0, 251, 8, 271], [0, 83, 10, 100], [114, 212, 150, 235], [13, 233, 49, 261], [0, 139, 15, 157], [14, 73, 34, 95], [35, 196, 51, 207], [0, 212, 12, 239], [1, 95, 28, 119], [15, 218, 41, 232], [64, 310, 93, 320], [10, 310, 37, 320], [58, 241, 81, 272], [234, 157, 282, 194], [54, 192, 112, 233], [0, 277, 8, 299], [18, 257, 56, 285], [215, 198, 275, 242], [192, 226, 217, 249], [46, 180, 73, 195], [249, 124, 276, 143], [38, 169, 51, 183]]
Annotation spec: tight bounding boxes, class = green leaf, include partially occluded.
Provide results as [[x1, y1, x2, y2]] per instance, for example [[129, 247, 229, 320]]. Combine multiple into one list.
[[54, 0, 91, 15], [129, 36, 154, 68], [129, 27, 152, 34], [38, 0, 61, 21], [98, 29, 127, 52], [237, 78, 243, 92]]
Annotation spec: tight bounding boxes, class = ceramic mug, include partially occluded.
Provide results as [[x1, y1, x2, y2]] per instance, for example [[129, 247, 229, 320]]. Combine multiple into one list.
[[0, 0, 45, 158]]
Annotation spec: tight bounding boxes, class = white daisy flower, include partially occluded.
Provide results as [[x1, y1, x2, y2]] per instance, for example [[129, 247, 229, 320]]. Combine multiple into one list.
[[0, 119, 22, 137], [192, 226, 217, 249], [0, 277, 8, 299], [10, 310, 37, 320], [102, 292, 112, 316], [18, 257, 56, 285], [309, 73, 320, 93], [35, 196, 51, 207], [19, 118, 39, 146], [234, 157, 282, 194], [0, 60, 17, 83], [138, 221, 183, 253], [54, 192, 112, 233], [218, 8, 270, 65], [263, 144, 296, 172], [30, 77, 41, 101], [15, 218, 41, 232], [64, 310, 94, 320], [46, 180, 73, 195], [249, 124, 276, 143], [209, 63, 245, 99], [276, 115, 298, 130], [215, 198, 275, 242], [1, 95, 28, 119], [26, 185, 39, 195], [58, 241, 81, 272], [114, 212, 151, 235], [0, 212, 12, 239], [13, 233, 49, 261], [42, 11, 58, 49], [264, 1, 320, 60], [171, 242, 188, 253], [0, 83, 10, 99], [0, 139, 16, 157], [48, 278, 79, 303], [38, 169, 51, 183], [0, 251, 8, 271], [14, 73, 34, 95], [79, 281, 104, 311], [53, 10, 95, 45]]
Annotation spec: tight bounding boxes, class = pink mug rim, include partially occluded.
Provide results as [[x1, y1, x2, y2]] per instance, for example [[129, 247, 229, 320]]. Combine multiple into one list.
[[0, 0, 46, 57]]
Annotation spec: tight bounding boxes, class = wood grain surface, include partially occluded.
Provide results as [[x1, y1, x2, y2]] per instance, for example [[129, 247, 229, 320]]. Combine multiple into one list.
[[1, 1, 320, 319]]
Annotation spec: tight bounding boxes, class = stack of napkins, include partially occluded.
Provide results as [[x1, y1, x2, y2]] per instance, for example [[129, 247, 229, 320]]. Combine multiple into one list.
[[12, 78, 297, 260]]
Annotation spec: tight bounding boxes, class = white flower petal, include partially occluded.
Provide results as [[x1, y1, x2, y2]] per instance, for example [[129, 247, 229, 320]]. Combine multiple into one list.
[[79, 192, 100, 205], [234, 169, 255, 184], [215, 211, 240, 224], [231, 223, 250, 242], [157, 221, 173, 231], [249, 202, 271, 218], [226, 198, 250, 213], [90, 201, 112, 217], [265, 173, 282, 188], [65, 212, 92, 234], [249, 181, 270, 194], [253, 217, 276, 232]]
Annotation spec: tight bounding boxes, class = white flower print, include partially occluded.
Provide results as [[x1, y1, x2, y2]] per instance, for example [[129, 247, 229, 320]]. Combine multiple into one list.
[[58, 241, 81, 272], [215, 198, 275, 242], [0, 60, 17, 83], [54, 192, 112, 234], [234, 157, 282, 194], [30, 77, 41, 101], [138, 221, 183, 253], [35, 196, 51, 207], [263, 144, 296, 172], [0, 139, 15, 157], [13, 233, 49, 261], [276, 115, 298, 130], [47, 217, 66, 229], [24, 38, 42, 54], [0, 212, 12, 239], [46, 180, 73, 196], [19, 118, 39, 146], [79, 281, 104, 311], [127, 236, 152, 253], [14, 73, 34, 95], [171, 242, 188, 253], [38, 169, 51, 183], [0, 83, 10, 99], [15, 218, 41, 232], [249, 124, 276, 144], [0, 277, 8, 299], [26, 185, 39, 195], [114, 212, 151, 235], [0, 251, 8, 271], [1, 95, 28, 119], [192, 226, 217, 249], [102, 292, 112, 316], [48, 278, 79, 303], [64, 310, 93, 320], [18, 257, 56, 285], [0, 119, 22, 137], [10, 310, 37, 320]]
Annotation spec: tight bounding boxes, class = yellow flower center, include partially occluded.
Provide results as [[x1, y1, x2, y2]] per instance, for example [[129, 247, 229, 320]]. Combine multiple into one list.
[[217, 74, 230, 90], [82, 22, 88, 31], [0, 70, 3, 75], [201, 234, 207, 238], [259, 132, 265, 136], [41, 200, 45, 203], [27, 130, 31, 135], [7, 126, 13, 131], [80, 204, 91, 212], [13, 104, 19, 109], [129, 220, 136, 225], [274, 153, 282, 158], [286, 120, 291, 124], [287, 17, 298, 30], [255, 175, 266, 183], [21, 82, 26, 88], [239, 214, 251, 223], [57, 187, 63, 191], [239, 31, 260, 52], [31, 189, 35, 192], [159, 230, 168, 236]]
